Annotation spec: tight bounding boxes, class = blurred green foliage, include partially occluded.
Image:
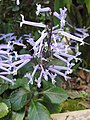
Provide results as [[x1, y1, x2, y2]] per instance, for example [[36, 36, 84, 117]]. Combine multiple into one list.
[[0, 0, 90, 33], [0, 0, 43, 35]]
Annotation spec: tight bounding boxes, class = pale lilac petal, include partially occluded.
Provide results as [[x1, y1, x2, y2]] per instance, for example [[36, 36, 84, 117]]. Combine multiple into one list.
[[54, 12, 60, 19], [0, 66, 9, 72], [33, 31, 47, 49], [16, 59, 30, 71], [59, 30, 84, 44], [48, 73, 57, 84], [14, 42, 26, 47], [49, 65, 70, 71], [40, 65, 48, 81], [0, 50, 8, 54], [32, 65, 39, 77], [18, 54, 32, 60], [0, 33, 14, 41], [48, 67, 65, 77], [36, 71, 43, 88], [20, 14, 46, 28], [25, 73, 33, 85], [53, 53, 68, 63], [0, 75, 14, 84], [0, 55, 9, 60], [0, 72, 11, 75], [36, 4, 51, 15], [48, 67, 70, 80], [16, 0, 20, 5]]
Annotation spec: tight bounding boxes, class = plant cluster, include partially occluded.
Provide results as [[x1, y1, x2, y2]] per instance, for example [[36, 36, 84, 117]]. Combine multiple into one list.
[[0, 0, 89, 120]]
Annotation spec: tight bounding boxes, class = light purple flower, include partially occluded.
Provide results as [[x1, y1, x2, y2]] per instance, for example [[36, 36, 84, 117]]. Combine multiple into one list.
[[48, 66, 70, 81], [25, 65, 39, 84], [0, 75, 15, 84], [33, 30, 47, 49], [35, 71, 43, 88], [53, 53, 68, 63], [74, 27, 89, 38], [48, 72, 57, 84], [40, 65, 48, 81], [58, 30, 84, 45], [25, 73, 33, 85], [36, 4, 51, 15], [54, 7, 67, 28], [20, 14, 46, 28], [16, 0, 20, 5], [0, 33, 14, 41]]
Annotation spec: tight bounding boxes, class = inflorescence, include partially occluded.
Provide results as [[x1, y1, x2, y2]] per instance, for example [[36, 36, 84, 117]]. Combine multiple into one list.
[[0, 4, 89, 87]]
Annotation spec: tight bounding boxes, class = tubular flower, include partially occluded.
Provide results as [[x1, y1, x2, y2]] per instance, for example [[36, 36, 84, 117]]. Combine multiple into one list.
[[20, 14, 46, 28], [16, 0, 20, 5], [54, 7, 67, 28], [36, 4, 51, 15]]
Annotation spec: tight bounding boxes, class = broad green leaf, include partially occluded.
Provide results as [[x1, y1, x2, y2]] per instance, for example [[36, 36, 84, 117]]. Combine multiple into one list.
[[9, 78, 22, 89], [10, 109, 25, 120], [77, 0, 85, 4], [42, 97, 62, 114], [12, 6, 20, 12], [0, 83, 8, 95], [72, 61, 81, 70], [85, 0, 90, 13], [9, 78, 30, 91], [2, 99, 11, 110], [18, 62, 34, 76], [54, 0, 61, 25], [10, 88, 27, 111], [28, 101, 51, 120], [42, 86, 68, 104], [0, 102, 9, 118], [66, 0, 72, 11], [54, 0, 72, 12], [70, 4, 82, 27]]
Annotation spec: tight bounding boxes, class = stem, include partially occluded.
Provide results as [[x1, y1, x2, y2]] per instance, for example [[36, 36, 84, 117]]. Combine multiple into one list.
[[48, 0, 54, 55]]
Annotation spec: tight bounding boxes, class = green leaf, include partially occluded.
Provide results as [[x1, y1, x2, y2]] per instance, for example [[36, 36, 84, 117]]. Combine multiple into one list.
[[70, 4, 83, 27], [2, 99, 11, 110], [77, 0, 85, 4], [54, 0, 61, 25], [84, 0, 90, 13], [18, 62, 34, 76], [0, 83, 8, 95], [9, 78, 30, 91], [42, 86, 68, 104], [65, 0, 72, 11], [41, 97, 62, 114], [28, 101, 51, 120], [9, 78, 21, 89], [12, 6, 20, 12], [54, 0, 72, 12], [10, 88, 27, 111], [0, 102, 9, 118], [10, 109, 25, 120], [70, 4, 82, 27], [72, 61, 81, 70]]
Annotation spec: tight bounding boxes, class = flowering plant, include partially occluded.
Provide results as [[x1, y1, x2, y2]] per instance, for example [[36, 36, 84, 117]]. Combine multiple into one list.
[[0, 1, 89, 120]]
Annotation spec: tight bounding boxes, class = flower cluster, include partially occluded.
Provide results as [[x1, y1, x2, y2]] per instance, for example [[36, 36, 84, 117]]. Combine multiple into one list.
[[0, 4, 89, 87], [0, 33, 32, 84]]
